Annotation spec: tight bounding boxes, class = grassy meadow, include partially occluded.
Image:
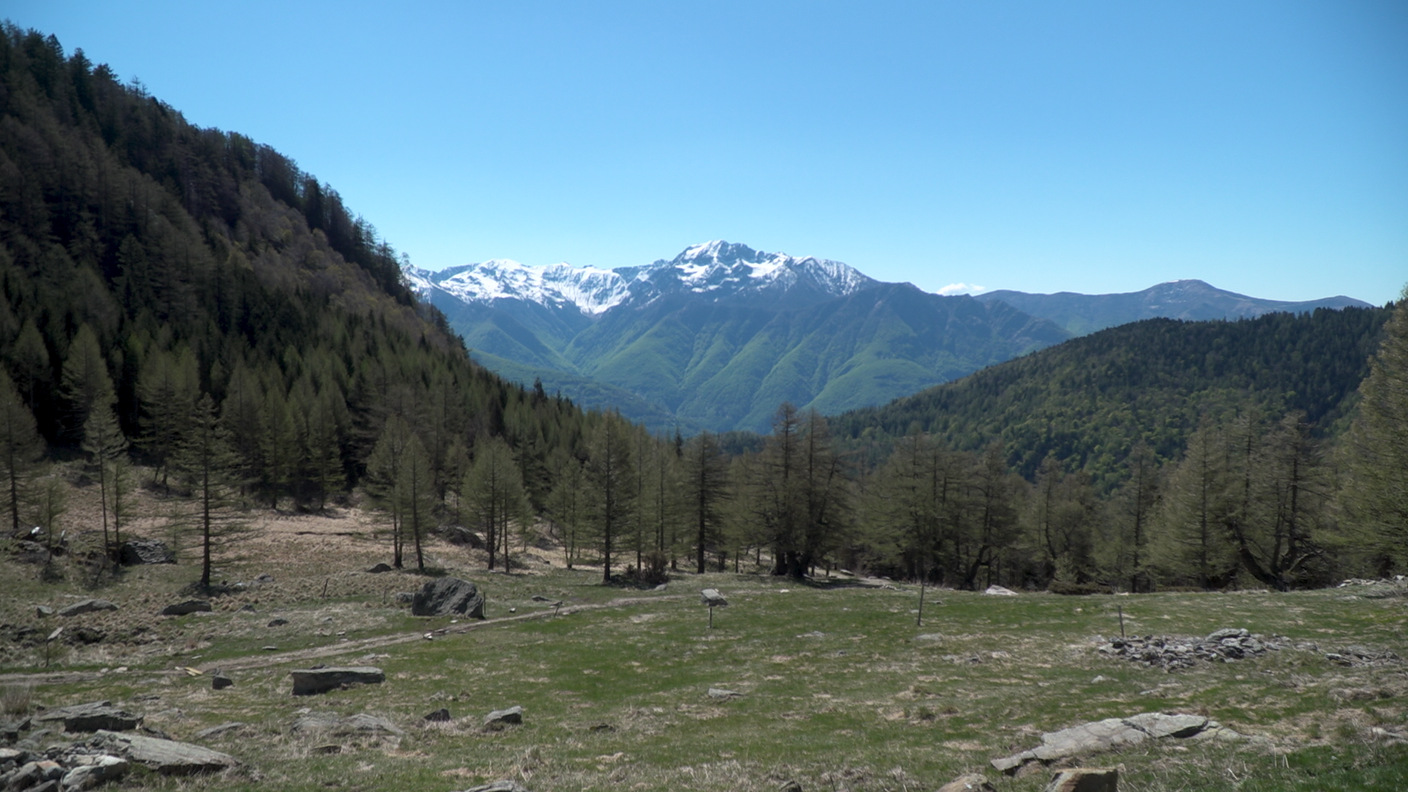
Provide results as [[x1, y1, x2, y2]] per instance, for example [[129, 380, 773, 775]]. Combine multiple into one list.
[[4, 538, 1407, 791]]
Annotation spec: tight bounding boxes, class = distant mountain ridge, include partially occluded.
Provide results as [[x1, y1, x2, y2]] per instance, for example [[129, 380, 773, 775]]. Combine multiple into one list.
[[405, 246, 1370, 434], [404, 242, 1066, 432], [975, 279, 1372, 336]]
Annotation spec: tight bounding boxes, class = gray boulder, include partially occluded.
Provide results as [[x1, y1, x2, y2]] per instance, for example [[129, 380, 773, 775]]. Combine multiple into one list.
[[290, 667, 385, 696], [1044, 767, 1119, 792], [411, 578, 485, 619], [482, 706, 523, 729], [35, 701, 142, 733], [94, 730, 237, 775], [119, 539, 175, 565], [160, 600, 212, 617], [59, 755, 129, 790], [992, 712, 1209, 774], [57, 599, 118, 617]]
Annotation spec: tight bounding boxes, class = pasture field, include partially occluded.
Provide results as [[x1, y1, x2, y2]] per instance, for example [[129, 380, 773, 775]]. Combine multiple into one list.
[[2, 515, 1407, 791]]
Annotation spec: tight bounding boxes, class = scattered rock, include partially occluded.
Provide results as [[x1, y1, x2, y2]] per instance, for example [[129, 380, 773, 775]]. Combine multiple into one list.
[[530, 595, 552, 602], [937, 774, 995, 792], [56, 600, 119, 618], [290, 667, 385, 696], [457, 781, 529, 792], [34, 606, 52, 618], [423, 708, 452, 723], [193, 723, 245, 740], [312, 744, 342, 755], [443, 526, 485, 549], [992, 712, 1213, 774], [1322, 645, 1402, 667], [395, 592, 415, 604], [59, 755, 129, 790], [69, 626, 105, 645], [160, 600, 212, 617], [119, 539, 175, 565], [266, 617, 289, 627], [292, 712, 404, 737], [1044, 767, 1119, 792], [35, 702, 142, 733], [211, 674, 234, 691], [983, 586, 1018, 596], [778, 781, 804, 792], [482, 706, 523, 730], [707, 687, 740, 700], [700, 589, 728, 607], [411, 578, 485, 619], [93, 730, 237, 775], [1098, 629, 1286, 671], [366, 563, 393, 574]]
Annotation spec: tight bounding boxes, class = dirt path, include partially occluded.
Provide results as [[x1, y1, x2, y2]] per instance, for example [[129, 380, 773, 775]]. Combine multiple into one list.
[[0, 595, 686, 686]]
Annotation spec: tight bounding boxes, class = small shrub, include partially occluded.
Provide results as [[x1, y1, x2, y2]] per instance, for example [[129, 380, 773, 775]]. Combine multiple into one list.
[[1, 683, 32, 716]]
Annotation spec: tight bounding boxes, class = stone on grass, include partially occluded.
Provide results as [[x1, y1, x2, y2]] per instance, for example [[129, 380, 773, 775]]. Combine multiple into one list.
[[992, 712, 1210, 774], [1044, 767, 1119, 792], [57, 599, 119, 617], [707, 687, 740, 700], [482, 706, 523, 729], [457, 781, 530, 792], [59, 755, 128, 790], [211, 674, 234, 691], [34, 605, 53, 618], [160, 600, 212, 617], [366, 563, 393, 574], [193, 722, 245, 739], [94, 730, 237, 775], [267, 617, 289, 627], [36, 701, 142, 732], [982, 585, 1018, 596], [938, 774, 995, 792], [290, 667, 385, 696], [411, 578, 485, 618], [118, 539, 174, 566], [424, 708, 452, 722], [292, 712, 404, 736]]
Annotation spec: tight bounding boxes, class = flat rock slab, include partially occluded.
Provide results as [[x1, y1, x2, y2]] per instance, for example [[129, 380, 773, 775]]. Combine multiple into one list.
[[993, 712, 1209, 774], [35, 701, 143, 732], [160, 600, 212, 616], [57, 599, 119, 617], [290, 667, 385, 696], [60, 755, 129, 790], [95, 730, 237, 775], [411, 577, 485, 618], [1044, 767, 1119, 792], [482, 706, 523, 729], [456, 782, 530, 792], [292, 712, 405, 736]]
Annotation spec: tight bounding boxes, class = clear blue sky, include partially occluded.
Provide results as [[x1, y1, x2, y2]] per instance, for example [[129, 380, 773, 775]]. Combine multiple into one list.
[[8, 1, 1406, 304]]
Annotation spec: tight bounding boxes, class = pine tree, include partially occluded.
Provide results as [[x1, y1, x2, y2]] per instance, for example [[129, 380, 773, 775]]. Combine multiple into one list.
[[172, 393, 244, 589], [0, 371, 44, 536], [81, 403, 129, 561], [1342, 291, 1408, 569]]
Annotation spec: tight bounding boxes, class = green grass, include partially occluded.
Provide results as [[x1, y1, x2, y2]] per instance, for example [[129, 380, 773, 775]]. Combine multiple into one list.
[[6, 573, 1408, 791]]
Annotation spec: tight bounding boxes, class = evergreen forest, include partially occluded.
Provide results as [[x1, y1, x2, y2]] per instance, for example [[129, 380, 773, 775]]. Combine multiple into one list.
[[2, 25, 1405, 596]]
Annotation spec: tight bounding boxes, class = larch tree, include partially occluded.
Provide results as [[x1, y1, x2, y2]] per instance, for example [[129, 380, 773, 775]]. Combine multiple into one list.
[[397, 433, 436, 573], [0, 370, 43, 536], [1341, 290, 1408, 570], [81, 403, 129, 562], [172, 393, 244, 589], [586, 413, 635, 584], [684, 431, 729, 574], [59, 323, 114, 443], [365, 416, 414, 568], [463, 435, 529, 572]]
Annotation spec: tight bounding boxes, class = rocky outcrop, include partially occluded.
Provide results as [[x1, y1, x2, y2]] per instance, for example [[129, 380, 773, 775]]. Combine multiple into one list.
[[118, 540, 174, 566], [1044, 767, 1119, 792], [57, 600, 119, 617], [290, 667, 385, 696], [94, 730, 237, 775], [411, 578, 485, 618], [35, 702, 142, 733], [1097, 628, 1285, 671], [992, 712, 1225, 774], [160, 600, 212, 617]]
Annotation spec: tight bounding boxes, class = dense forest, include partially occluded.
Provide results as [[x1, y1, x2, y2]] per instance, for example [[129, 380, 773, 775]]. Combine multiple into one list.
[[2, 25, 1403, 594]]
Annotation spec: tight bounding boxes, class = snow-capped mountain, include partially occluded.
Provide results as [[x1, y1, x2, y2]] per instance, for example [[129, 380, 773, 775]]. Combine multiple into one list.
[[403, 241, 875, 317]]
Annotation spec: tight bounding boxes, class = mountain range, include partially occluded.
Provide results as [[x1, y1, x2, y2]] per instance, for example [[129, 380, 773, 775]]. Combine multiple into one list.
[[406, 242, 1373, 434]]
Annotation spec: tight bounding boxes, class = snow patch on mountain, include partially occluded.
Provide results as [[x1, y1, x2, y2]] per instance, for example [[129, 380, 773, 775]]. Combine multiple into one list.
[[407, 258, 631, 316]]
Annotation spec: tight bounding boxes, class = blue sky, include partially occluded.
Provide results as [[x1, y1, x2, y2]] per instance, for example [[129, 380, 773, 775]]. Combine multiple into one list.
[[8, 1, 1406, 304]]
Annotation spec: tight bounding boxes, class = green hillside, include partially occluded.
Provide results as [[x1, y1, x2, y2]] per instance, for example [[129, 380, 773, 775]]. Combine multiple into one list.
[[833, 306, 1393, 483]]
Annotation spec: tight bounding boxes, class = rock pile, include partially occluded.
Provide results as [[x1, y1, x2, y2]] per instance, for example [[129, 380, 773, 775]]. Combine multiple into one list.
[[1097, 628, 1285, 671], [0, 730, 237, 790]]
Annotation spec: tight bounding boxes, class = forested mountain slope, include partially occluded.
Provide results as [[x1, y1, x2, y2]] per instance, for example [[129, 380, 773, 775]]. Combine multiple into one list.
[[0, 26, 585, 511], [833, 306, 1392, 483]]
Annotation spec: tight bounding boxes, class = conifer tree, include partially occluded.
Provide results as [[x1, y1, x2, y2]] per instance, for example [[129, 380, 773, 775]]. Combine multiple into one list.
[[365, 416, 414, 568], [463, 435, 529, 572], [81, 403, 129, 561], [587, 413, 635, 583], [398, 433, 436, 573], [684, 431, 728, 574], [0, 370, 43, 536], [546, 449, 588, 570], [173, 393, 244, 589], [60, 324, 115, 443]]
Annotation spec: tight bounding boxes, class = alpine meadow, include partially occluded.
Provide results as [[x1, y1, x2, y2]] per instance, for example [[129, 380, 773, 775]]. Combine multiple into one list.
[[1, 23, 1406, 792]]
